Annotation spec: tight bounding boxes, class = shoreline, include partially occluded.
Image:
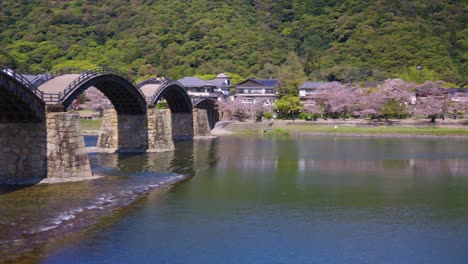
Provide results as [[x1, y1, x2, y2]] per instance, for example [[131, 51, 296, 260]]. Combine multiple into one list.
[[289, 131, 468, 139], [211, 120, 468, 139]]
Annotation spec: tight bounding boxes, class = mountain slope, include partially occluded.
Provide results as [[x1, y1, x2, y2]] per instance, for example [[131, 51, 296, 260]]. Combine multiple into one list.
[[0, 0, 466, 84]]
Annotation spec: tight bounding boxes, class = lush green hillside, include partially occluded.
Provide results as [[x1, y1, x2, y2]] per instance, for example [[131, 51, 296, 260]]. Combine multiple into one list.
[[0, 0, 466, 85]]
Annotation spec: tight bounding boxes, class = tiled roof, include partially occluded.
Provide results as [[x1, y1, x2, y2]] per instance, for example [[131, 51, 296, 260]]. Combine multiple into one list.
[[236, 78, 279, 87], [255, 79, 279, 87], [209, 79, 230, 86], [299, 81, 328, 89], [177, 77, 215, 87]]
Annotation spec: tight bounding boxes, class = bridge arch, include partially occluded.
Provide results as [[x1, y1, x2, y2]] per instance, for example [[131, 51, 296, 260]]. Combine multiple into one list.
[[36, 67, 149, 152], [193, 98, 219, 129], [0, 68, 47, 184], [37, 67, 147, 115], [139, 81, 193, 140], [0, 68, 45, 122], [149, 81, 193, 113]]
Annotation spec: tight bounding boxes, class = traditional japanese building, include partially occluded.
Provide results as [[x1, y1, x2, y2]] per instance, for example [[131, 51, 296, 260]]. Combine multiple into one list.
[[235, 78, 279, 105], [177, 73, 232, 102], [298, 81, 330, 100]]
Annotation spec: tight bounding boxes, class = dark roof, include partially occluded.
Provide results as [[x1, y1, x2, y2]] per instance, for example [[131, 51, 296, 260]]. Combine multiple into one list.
[[447, 88, 468, 93], [256, 79, 279, 86], [236, 78, 279, 87], [209, 79, 230, 87], [416, 88, 468, 96], [177, 77, 215, 87], [299, 81, 329, 89]]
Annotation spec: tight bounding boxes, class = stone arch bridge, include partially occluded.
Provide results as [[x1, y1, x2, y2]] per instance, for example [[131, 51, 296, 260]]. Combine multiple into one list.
[[0, 67, 216, 184]]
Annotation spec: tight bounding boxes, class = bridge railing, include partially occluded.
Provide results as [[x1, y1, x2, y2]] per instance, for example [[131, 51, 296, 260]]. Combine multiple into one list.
[[145, 97, 153, 104], [32, 67, 85, 87], [136, 77, 169, 89], [42, 93, 61, 103], [148, 81, 184, 106], [0, 66, 44, 100], [57, 67, 142, 103]]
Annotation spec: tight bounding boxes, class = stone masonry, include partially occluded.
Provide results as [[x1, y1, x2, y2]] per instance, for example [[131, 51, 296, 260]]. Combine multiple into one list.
[[171, 113, 194, 140], [193, 109, 212, 138], [46, 112, 92, 180], [0, 122, 47, 184], [96, 109, 148, 152], [147, 108, 174, 152], [96, 108, 118, 151]]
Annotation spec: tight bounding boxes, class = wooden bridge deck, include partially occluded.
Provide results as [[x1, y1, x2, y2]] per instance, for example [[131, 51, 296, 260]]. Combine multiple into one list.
[[37, 74, 81, 94]]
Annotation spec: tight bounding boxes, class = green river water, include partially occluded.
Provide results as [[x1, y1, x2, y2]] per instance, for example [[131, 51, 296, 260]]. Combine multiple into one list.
[[1, 135, 468, 263]]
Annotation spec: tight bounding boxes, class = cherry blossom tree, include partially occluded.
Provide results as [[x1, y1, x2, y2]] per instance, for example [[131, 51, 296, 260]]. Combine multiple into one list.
[[353, 79, 415, 120], [70, 87, 113, 116], [413, 85, 450, 122], [314, 82, 357, 119], [218, 98, 253, 121]]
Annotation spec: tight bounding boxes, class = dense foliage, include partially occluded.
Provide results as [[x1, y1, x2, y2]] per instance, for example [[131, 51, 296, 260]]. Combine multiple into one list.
[[1, 0, 466, 85]]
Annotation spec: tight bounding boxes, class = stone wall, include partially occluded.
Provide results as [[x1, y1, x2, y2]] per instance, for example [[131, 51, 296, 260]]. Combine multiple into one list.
[[117, 113, 148, 152], [0, 122, 47, 184], [193, 109, 212, 138], [96, 109, 118, 151], [172, 113, 194, 140], [147, 108, 174, 152], [46, 112, 92, 180], [96, 109, 148, 152]]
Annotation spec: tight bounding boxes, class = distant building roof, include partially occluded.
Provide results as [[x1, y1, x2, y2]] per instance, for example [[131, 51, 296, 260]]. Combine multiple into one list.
[[236, 78, 279, 87], [447, 88, 468, 93], [215, 73, 231, 79], [256, 79, 279, 87], [416, 88, 468, 96], [299, 81, 329, 89], [209, 79, 230, 87], [178, 77, 215, 87]]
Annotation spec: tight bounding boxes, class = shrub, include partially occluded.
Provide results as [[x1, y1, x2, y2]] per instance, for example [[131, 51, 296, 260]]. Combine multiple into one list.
[[263, 112, 273, 120], [156, 102, 169, 109], [298, 112, 308, 120]]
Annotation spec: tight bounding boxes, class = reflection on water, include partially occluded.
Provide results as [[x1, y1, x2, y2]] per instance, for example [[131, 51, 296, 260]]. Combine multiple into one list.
[[0, 139, 200, 263], [2, 135, 468, 263]]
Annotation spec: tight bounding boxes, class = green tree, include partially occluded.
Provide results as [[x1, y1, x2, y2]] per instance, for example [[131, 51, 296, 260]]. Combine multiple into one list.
[[382, 98, 409, 119], [52, 60, 97, 70], [399, 67, 439, 84], [277, 51, 307, 95], [274, 95, 303, 119]]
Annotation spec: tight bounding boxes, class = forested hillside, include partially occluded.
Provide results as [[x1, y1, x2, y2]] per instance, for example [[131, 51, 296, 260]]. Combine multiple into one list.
[[0, 0, 466, 85]]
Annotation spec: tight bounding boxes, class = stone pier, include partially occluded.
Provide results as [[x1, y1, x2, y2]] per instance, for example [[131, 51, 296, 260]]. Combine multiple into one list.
[[147, 108, 174, 152], [46, 112, 92, 181], [0, 122, 47, 184], [97, 109, 148, 152], [171, 113, 194, 140], [193, 109, 212, 138]]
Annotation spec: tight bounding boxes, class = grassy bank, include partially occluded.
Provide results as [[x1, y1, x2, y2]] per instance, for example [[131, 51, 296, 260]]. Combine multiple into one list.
[[285, 125, 468, 136], [79, 119, 102, 131]]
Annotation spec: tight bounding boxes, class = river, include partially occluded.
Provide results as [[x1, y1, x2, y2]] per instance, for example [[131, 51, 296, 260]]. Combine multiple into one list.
[[1, 135, 468, 263]]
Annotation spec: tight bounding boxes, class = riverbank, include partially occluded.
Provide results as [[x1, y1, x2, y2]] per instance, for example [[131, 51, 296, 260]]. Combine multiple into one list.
[[212, 119, 468, 138]]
